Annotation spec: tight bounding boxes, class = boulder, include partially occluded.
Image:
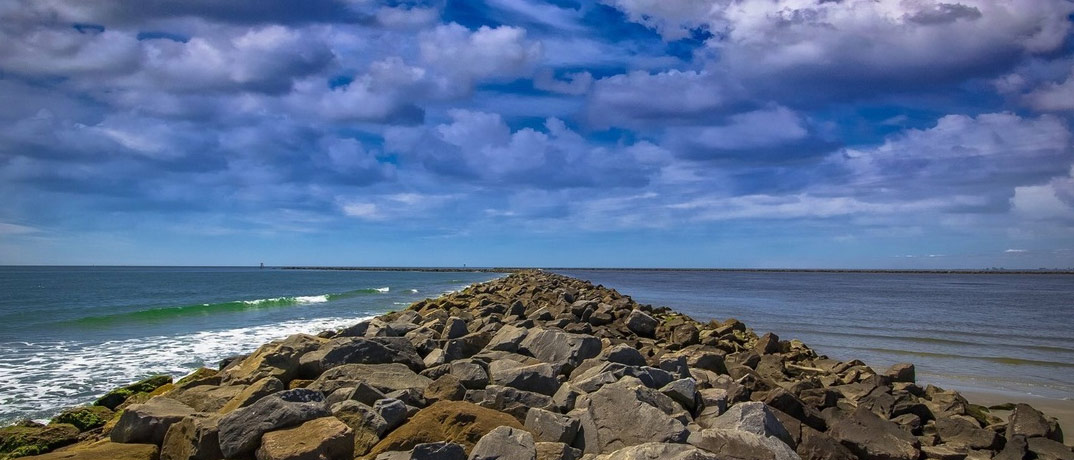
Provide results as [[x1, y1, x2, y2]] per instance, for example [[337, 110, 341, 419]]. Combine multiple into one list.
[[110, 397, 196, 445], [827, 407, 921, 460], [797, 426, 856, 460], [625, 310, 658, 338], [469, 426, 536, 460], [172, 384, 246, 412], [687, 429, 801, 460], [535, 442, 581, 460], [95, 375, 174, 410], [1027, 437, 1074, 460], [219, 334, 327, 385], [409, 442, 467, 460], [994, 435, 1028, 460], [330, 400, 386, 455], [375, 399, 409, 433], [519, 328, 601, 374], [660, 378, 699, 413], [671, 324, 701, 348], [308, 364, 432, 395], [443, 317, 469, 340], [467, 385, 554, 421], [935, 416, 1001, 450], [425, 374, 467, 403], [160, 414, 222, 460], [219, 377, 286, 413], [325, 382, 386, 408], [365, 401, 524, 458], [764, 388, 826, 432], [524, 408, 579, 444], [217, 389, 330, 458], [489, 361, 559, 396], [444, 332, 493, 362], [254, 416, 354, 460], [0, 422, 80, 458], [885, 363, 915, 383], [19, 441, 158, 460], [570, 377, 688, 454], [51, 406, 114, 432], [700, 401, 794, 448], [592, 442, 720, 460], [1007, 404, 1062, 442], [485, 325, 529, 353], [570, 362, 675, 393], [299, 337, 424, 376]]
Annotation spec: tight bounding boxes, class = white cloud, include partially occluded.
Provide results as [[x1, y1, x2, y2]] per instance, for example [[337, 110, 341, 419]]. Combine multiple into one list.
[[0, 222, 37, 235], [588, 70, 735, 128], [1024, 69, 1074, 112], [672, 105, 808, 151], [419, 24, 541, 84]]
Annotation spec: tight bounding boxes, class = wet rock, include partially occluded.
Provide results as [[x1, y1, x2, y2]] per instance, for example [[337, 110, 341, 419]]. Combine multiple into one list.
[[0, 422, 80, 458], [524, 408, 579, 444], [828, 407, 921, 460], [469, 426, 536, 460], [625, 310, 658, 338], [365, 401, 524, 458], [160, 414, 222, 460], [94, 375, 174, 410], [217, 389, 330, 458], [51, 406, 114, 432], [110, 397, 196, 445], [255, 416, 354, 460]]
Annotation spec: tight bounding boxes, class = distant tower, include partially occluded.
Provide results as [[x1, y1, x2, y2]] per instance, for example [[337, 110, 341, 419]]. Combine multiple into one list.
[[260, 262, 264, 269]]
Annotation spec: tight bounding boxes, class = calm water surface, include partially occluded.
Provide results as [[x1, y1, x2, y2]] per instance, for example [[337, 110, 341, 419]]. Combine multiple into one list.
[[557, 270, 1074, 401]]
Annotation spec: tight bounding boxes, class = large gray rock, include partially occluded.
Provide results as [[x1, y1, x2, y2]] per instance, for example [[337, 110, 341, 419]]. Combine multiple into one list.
[[467, 385, 554, 421], [935, 416, 1001, 450], [625, 310, 658, 338], [535, 442, 580, 460], [519, 328, 601, 374], [525, 407, 579, 444], [110, 397, 196, 445], [699, 401, 794, 448], [1007, 403, 1063, 442], [827, 407, 921, 460], [217, 389, 330, 458], [490, 361, 559, 396], [219, 376, 286, 413], [570, 362, 675, 393], [443, 317, 469, 340], [299, 337, 425, 375], [330, 400, 387, 455], [308, 363, 432, 395], [570, 377, 688, 454], [660, 378, 699, 413], [688, 429, 801, 460], [485, 325, 529, 353], [594, 442, 721, 460], [220, 334, 327, 385], [375, 398, 409, 433], [1027, 437, 1074, 460], [469, 426, 536, 460]]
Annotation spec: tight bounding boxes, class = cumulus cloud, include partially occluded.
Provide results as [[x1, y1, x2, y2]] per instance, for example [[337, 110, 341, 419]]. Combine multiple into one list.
[[587, 70, 737, 128], [419, 24, 542, 85], [1024, 69, 1074, 112]]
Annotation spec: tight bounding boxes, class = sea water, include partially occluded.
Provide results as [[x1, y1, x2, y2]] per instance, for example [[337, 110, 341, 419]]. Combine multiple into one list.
[[0, 266, 500, 424], [556, 269, 1074, 401]]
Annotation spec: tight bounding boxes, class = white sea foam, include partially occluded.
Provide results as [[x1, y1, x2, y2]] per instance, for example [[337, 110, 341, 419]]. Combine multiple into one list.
[[294, 295, 329, 303], [375, 287, 390, 293], [409, 289, 419, 293], [0, 315, 372, 424]]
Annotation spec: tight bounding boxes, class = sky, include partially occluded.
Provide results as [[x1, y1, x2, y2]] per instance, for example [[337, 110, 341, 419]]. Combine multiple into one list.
[[1, 0, 1073, 268]]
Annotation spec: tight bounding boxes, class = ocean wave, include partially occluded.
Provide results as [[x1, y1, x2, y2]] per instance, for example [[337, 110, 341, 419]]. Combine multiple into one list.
[[68, 288, 386, 325], [0, 315, 373, 426]]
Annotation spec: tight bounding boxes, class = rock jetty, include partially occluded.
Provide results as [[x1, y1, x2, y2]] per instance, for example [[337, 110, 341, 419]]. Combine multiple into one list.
[[2, 270, 1070, 460]]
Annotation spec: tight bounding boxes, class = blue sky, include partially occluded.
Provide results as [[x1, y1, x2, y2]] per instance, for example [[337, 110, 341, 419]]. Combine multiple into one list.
[[1, 0, 1073, 268]]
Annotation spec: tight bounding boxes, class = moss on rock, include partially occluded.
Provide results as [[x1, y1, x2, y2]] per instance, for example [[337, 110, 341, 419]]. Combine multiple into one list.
[[0, 422, 79, 459], [94, 375, 172, 410], [50, 406, 114, 432]]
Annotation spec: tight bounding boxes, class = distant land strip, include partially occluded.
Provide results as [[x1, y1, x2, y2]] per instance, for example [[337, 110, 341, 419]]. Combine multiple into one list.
[[279, 266, 1074, 274]]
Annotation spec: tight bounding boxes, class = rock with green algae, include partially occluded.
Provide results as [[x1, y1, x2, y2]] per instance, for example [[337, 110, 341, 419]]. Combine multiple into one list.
[[94, 375, 173, 410], [0, 421, 80, 459], [49, 406, 114, 432]]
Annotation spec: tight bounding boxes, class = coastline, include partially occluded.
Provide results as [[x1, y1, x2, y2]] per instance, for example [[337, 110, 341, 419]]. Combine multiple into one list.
[[280, 266, 1074, 275], [3, 270, 1070, 459]]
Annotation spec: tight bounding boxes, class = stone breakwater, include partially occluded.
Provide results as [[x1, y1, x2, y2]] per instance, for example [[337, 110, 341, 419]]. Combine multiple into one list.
[[2, 270, 1070, 460]]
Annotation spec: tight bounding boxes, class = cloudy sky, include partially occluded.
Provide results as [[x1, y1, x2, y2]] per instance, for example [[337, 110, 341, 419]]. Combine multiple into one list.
[[1, 0, 1073, 268]]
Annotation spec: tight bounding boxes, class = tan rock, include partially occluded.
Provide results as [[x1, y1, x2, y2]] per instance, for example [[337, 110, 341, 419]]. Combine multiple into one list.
[[364, 401, 524, 458], [160, 415, 222, 460], [21, 441, 158, 460], [255, 417, 354, 460]]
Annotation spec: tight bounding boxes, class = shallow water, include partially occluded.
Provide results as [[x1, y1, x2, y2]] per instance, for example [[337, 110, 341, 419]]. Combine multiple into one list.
[[0, 266, 500, 424], [556, 270, 1074, 401]]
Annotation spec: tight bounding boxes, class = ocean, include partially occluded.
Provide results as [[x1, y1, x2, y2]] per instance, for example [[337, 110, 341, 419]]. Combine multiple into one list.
[[556, 269, 1074, 402], [0, 266, 500, 425], [1, 267, 1071, 426]]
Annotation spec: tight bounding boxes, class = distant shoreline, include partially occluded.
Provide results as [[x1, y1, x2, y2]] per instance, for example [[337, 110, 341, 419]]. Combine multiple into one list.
[[279, 266, 1074, 274]]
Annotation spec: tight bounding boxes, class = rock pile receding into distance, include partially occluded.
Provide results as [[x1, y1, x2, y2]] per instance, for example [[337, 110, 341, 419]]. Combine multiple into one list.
[[3, 270, 1071, 460]]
